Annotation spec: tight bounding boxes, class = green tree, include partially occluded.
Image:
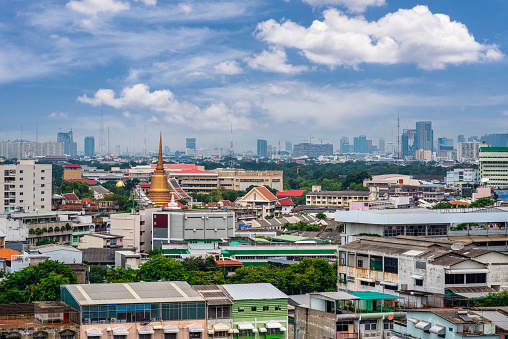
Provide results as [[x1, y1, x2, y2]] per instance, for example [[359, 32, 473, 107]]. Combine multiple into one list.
[[28, 272, 71, 302], [138, 254, 187, 282], [315, 212, 327, 220], [36, 238, 55, 246], [89, 266, 108, 284], [106, 267, 139, 283], [59, 181, 94, 199]]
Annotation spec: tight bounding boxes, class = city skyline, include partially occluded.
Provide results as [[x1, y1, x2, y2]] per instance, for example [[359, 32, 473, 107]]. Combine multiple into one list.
[[1, 1, 508, 151]]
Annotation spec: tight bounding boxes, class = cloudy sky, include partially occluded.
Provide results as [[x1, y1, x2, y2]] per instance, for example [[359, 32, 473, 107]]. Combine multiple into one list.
[[1, 0, 507, 153]]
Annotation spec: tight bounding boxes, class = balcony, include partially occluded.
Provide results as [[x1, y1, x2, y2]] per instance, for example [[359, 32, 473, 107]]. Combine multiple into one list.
[[337, 332, 358, 339]]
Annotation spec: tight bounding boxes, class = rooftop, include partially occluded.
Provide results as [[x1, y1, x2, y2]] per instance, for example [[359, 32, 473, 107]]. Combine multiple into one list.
[[220, 283, 287, 301], [276, 190, 306, 197], [307, 190, 370, 196], [192, 285, 232, 306], [63, 281, 204, 306]]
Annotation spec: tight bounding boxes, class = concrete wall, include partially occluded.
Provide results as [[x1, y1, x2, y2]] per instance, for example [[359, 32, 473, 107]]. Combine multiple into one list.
[[0, 217, 27, 241], [38, 249, 82, 264], [110, 214, 141, 250], [294, 306, 335, 339], [77, 235, 104, 249]]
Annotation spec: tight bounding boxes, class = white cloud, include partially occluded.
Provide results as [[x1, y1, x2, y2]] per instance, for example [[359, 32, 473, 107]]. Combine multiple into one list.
[[77, 84, 255, 130], [214, 60, 242, 75], [122, 111, 132, 118], [66, 0, 130, 16], [245, 47, 308, 73], [134, 0, 157, 6], [178, 3, 192, 14], [48, 111, 69, 118], [300, 0, 385, 13], [255, 5, 503, 70]]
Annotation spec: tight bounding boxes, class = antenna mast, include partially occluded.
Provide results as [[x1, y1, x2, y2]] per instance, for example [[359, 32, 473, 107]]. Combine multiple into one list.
[[229, 121, 234, 168], [108, 126, 110, 156], [100, 99, 105, 155], [397, 113, 400, 162]]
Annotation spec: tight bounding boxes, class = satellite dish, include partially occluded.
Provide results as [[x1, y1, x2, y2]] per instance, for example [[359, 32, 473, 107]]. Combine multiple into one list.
[[451, 242, 465, 251], [481, 178, 490, 183]]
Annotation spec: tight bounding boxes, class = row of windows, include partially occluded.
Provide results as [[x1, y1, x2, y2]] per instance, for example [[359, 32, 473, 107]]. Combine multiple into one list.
[[235, 255, 336, 260], [238, 305, 281, 312], [445, 273, 486, 284]]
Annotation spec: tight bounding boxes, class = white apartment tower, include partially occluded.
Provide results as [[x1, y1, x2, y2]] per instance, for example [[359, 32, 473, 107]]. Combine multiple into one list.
[[0, 160, 52, 214], [457, 141, 482, 163]]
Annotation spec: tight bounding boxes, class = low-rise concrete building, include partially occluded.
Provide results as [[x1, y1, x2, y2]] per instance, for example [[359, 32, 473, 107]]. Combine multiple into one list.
[[306, 190, 373, 208], [77, 233, 123, 249]]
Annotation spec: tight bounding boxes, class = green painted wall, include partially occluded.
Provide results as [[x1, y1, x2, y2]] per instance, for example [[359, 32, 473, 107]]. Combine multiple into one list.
[[231, 299, 288, 339]]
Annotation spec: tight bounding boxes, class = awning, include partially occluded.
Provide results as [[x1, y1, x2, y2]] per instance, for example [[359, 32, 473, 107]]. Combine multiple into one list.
[[266, 322, 283, 329], [357, 277, 375, 282], [280, 327, 287, 332], [137, 326, 154, 335], [380, 281, 398, 287], [232, 329, 239, 334], [112, 327, 129, 336], [86, 328, 103, 337], [237, 323, 255, 330], [411, 275, 424, 280], [252, 329, 258, 333], [445, 269, 490, 274], [430, 325, 446, 335], [415, 321, 431, 331], [390, 336, 404, 339], [408, 318, 419, 324], [213, 323, 230, 332], [163, 325, 180, 334], [188, 324, 204, 333], [208, 330, 214, 335], [259, 327, 267, 333]]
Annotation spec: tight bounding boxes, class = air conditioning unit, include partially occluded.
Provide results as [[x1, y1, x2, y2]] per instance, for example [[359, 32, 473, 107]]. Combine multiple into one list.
[[400, 283, 408, 291], [84, 319, 90, 324], [100, 320, 106, 324], [150, 318, 161, 322], [110, 318, 117, 323]]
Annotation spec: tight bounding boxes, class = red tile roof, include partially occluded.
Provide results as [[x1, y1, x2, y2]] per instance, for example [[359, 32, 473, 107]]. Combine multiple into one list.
[[82, 198, 92, 203], [254, 186, 278, 201], [220, 200, 232, 206], [278, 198, 294, 206], [277, 189, 306, 197], [65, 178, 98, 185], [0, 249, 20, 261], [64, 164, 81, 168], [140, 182, 151, 187], [62, 193, 80, 201], [217, 259, 243, 267]]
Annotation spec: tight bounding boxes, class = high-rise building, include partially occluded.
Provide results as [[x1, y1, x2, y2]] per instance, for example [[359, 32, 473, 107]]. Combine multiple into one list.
[[285, 141, 292, 152], [0, 141, 64, 159], [479, 147, 508, 187], [257, 139, 268, 157], [457, 141, 482, 163], [485, 133, 508, 147], [438, 137, 454, 158], [415, 121, 433, 151], [378, 138, 385, 154], [457, 135, 466, 143], [0, 160, 52, 213], [293, 143, 333, 158], [340, 137, 350, 154], [84, 136, 95, 157], [401, 129, 417, 158], [186, 138, 196, 150], [353, 135, 368, 153], [57, 131, 77, 157]]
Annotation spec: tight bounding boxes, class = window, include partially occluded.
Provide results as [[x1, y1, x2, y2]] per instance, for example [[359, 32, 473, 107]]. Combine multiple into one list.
[[466, 273, 486, 284], [361, 281, 375, 287], [361, 320, 377, 331], [385, 285, 397, 291], [19, 170, 23, 174], [415, 279, 423, 286], [384, 257, 398, 273], [357, 260, 363, 268], [41, 170, 45, 173], [20, 178, 23, 181], [19, 200, 23, 203], [415, 261, 426, 270], [445, 274, 465, 284], [41, 198, 45, 201], [337, 321, 353, 332], [239, 330, 251, 337], [20, 192, 23, 196], [138, 334, 151, 339], [267, 329, 278, 335], [238, 307, 244, 312], [114, 336, 126, 339], [263, 306, 269, 311], [41, 177, 45, 180], [41, 191, 45, 195], [251, 307, 257, 311], [20, 185, 23, 188], [275, 305, 281, 310], [189, 333, 201, 339], [41, 184, 45, 187], [383, 319, 394, 330]]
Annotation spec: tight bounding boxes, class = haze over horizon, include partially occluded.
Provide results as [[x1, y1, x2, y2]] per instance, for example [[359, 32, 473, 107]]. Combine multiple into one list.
[[1, 0, 507, 152]]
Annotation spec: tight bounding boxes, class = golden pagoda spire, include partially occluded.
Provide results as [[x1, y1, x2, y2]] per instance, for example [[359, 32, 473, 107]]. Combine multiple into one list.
[[148, 133, 171, 206]]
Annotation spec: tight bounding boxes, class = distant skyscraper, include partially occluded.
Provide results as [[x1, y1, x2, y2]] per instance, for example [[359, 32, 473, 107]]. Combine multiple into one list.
[[186, 138, 196, 150], [84, 136, 95, 157], [285, 141, 292, 152], [57, 131, 77, 157], [293, 143, 333, 158], [415, 121, 433, 151], [438, 137, 454, 158], [257, 139, 268, 157], [354, 135, 368, 153], [378, 138, 385, 154], [402, 129, 417, 158], [457, 135, 466, 143], [340, 137, 350, 154]]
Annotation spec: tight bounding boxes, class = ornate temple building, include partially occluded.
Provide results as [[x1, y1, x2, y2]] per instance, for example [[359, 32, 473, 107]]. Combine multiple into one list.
[[147, 134, 172, 206]]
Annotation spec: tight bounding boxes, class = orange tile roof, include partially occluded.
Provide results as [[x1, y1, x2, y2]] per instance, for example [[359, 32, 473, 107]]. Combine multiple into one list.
[[255, 186, 278, 201], [0, 248, 20, 261], [217, 259, 243, 267]]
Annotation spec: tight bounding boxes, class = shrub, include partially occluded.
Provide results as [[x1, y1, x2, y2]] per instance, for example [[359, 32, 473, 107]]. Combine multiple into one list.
[[54, 227, 60, 232], [65, 224, 72, 231], [29, 229, 35, 235], [48, 227, 53, 232], [42, 228, 48, 233], [35, 229, 43, 235]]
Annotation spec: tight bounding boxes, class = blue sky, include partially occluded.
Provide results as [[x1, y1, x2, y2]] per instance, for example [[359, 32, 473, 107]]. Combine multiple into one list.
[[1, 0, 508, 153]]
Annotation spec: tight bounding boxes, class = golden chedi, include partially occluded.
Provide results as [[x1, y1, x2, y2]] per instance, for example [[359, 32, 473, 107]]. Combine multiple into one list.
[[148, 133, 171, 206]]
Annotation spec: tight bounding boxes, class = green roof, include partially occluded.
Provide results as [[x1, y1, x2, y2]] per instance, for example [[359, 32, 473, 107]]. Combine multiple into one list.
[[252, 238, 271, 243], [480, 147, 508, 152], [347, 291, 403, 300]]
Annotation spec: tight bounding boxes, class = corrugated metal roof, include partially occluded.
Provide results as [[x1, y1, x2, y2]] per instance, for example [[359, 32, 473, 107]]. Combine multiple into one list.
[[473, 311, 508, 331], [347, 291, 403, 300], [220, 283, 287, 301], [63, 281, 204, 305]]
